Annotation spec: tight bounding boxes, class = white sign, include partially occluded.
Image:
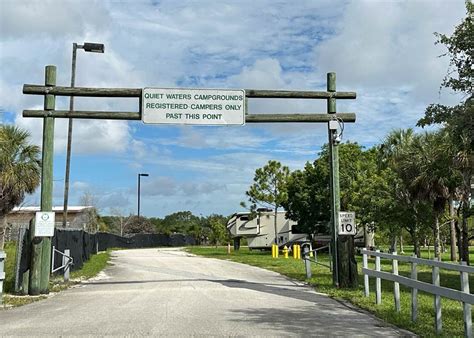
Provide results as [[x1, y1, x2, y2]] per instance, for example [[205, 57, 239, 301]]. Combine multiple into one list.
[[338, 211, 356, 235], [142, 88, 245, 125], [35, 212, 55, 237]]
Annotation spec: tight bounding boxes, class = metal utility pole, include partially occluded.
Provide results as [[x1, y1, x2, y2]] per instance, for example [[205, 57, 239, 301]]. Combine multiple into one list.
[[137, 173, 149, 218], [63, 42, 104, 229]]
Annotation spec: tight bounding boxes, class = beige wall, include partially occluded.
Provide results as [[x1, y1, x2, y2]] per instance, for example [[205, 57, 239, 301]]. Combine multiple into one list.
[[5, 210, 90, 241]]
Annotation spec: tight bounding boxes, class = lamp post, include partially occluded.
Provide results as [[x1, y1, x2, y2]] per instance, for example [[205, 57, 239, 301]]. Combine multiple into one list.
[[137, 173, 149, 218], [63, 42, 104, 228]]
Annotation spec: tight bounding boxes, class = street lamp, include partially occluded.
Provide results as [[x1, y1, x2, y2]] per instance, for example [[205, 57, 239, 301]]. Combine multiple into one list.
[[137, 173, 149, 218], [62, 42, 105, 228]]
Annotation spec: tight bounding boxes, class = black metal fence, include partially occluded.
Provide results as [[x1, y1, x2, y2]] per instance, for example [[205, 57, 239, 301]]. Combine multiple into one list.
[[98, 232, 195, 251]]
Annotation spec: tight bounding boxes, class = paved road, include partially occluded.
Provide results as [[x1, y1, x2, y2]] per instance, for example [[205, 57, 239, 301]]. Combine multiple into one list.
[[0, 248, 409, 336]]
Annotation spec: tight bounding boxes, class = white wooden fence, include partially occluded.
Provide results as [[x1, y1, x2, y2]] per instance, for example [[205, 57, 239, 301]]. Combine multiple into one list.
[[362, 249, 473, 337]]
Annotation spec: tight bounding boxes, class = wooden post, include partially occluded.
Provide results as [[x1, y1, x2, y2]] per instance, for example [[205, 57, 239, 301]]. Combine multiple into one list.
[[327, 72, 357, 288], [433, 259, 442, 334], [29, 216, 42, 295], [411, 255, 418, 322], [392, 252, 400, 312], [39, 65, 56, 294], [375, 250, 381, 305], [363, 250, 369, 297], [327, 72, 339, 287], [460, 262, 472, 338]]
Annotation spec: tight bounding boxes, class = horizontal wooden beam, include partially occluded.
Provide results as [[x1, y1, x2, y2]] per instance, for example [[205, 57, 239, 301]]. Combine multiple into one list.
[[246, 113, 356, 123], [23, 85, 356, 100], [23, 85, 141, 97], [23, 110, 141, 120], [23, 110, 356, 123], [245, 89, 356, 99]]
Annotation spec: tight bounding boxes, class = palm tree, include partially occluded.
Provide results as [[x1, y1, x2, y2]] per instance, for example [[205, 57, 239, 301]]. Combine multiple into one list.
[[400, 131, 457, 259], [0, 125, 41, 250], [379, 129, 418, 253]]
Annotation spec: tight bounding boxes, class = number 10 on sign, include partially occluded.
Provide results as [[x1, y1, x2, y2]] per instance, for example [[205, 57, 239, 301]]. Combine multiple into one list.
[[338, 211, 356, 235]]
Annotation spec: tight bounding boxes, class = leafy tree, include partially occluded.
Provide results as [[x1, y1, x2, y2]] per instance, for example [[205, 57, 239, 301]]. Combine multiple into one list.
[[284, 143, 380, 235], [198, 214, 228, 244], [160, 211, 200, 234], [0, 126, 41, 249], [417, 3, 473, 262], [243, 160, 290, 244], [284, 159, 329, 235], [123, 215, 156, 234], [208, 218, 228, 247]]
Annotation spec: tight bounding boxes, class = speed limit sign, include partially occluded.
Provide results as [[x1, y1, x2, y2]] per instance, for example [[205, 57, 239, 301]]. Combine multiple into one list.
[[338, 211, 356, 235]]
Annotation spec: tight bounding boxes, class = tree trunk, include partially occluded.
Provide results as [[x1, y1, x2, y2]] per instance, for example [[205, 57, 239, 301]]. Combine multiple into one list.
[[449, 197, 457, 261], [460, 171, 471, 264], [399, 235, 404, 254], [389, 235, 397, 253], [414, 239, 421, 258], [455, 220, 463, 261], [461, 210, 470, 264], [0, 215, 6, 251], [410, 229, 421, 258], [434, 215, 441, 260]]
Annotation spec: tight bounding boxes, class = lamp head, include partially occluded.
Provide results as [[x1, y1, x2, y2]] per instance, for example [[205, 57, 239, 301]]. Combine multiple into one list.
[[83, 42, 104, 53]]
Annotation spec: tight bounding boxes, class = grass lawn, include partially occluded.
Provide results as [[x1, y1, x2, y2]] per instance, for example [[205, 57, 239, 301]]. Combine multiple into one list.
[[2, 242, 16, 294], [188, 246, 473, 337], [2, 242, 111, 307]]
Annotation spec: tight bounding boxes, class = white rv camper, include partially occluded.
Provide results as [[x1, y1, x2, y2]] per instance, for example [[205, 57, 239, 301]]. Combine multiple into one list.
[[227, 210, 309, 249]]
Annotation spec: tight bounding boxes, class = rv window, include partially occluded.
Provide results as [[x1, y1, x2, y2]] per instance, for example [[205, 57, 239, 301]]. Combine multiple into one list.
[[239, 216, 249, 221]]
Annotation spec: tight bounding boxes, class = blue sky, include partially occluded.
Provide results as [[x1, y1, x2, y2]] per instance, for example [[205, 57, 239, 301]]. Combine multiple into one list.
[[0, 0, 467, 217]]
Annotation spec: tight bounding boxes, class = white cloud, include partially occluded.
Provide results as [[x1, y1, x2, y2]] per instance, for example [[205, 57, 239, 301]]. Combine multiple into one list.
[[314, 0, 465, 105], [1, 0, 468, 217], [0, 0, 111, 39], [15, 112, 131, 154]]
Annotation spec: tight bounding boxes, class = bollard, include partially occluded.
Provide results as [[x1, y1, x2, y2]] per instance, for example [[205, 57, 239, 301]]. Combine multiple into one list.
[[297, 245, 301, 259], [303, 246, 312, 279], [293, 244, 298, 259], [227, 243, 231, 255], [272, 244, 279, 258], [283, 246, 289, 259], [63, 249, 70, 282]]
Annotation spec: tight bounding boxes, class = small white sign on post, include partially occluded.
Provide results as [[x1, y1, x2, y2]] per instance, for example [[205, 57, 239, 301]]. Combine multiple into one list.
[[142, 88, 245, 125], [34, 212, 55, 237], [338, 211, 356, 235]]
